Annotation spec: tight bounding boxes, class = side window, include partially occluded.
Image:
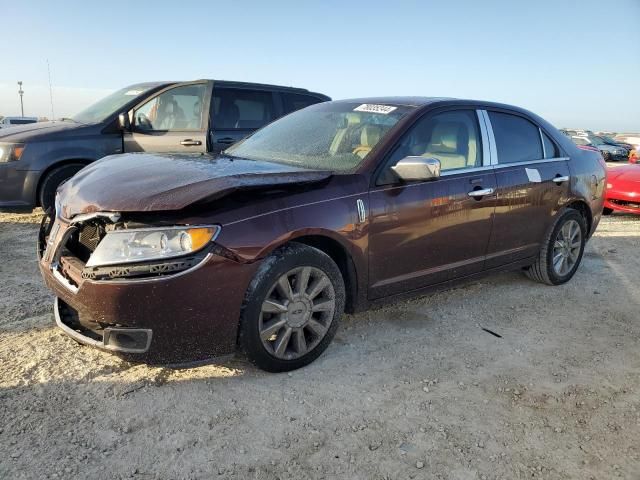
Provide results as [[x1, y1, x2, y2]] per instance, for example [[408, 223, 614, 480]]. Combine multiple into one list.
[[282, 93, 323, 113], [212, 88, 275, 130], [488, 112, 543, 163], [134, 84, 206, 131], [541, 130, 559, 158], [381, 110, 481, 183]]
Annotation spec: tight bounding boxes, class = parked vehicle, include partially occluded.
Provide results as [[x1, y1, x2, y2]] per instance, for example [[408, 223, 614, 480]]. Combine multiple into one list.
[[39, 98, 606, 371], [0, 80, 329, 211], [0, 116, 38, 128], [614, 134, 640, 151], [570, 136, 628, 161], [604, 164, 640, 215], [597, 135, 634, 152]]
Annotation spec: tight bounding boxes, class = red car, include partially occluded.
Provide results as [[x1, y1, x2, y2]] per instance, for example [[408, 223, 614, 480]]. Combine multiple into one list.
[[604, 164, 640, 215]]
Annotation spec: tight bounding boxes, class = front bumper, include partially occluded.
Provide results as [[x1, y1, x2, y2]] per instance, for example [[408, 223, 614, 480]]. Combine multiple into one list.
[[604, 188, 640, 214], [0, 164, 39, 210], [39, 217, 260, 364]]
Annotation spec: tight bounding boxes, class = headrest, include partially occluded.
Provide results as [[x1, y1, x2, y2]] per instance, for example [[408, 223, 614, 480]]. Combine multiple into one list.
[[431, 122, 461, 152], [361, 125, 382, 147]]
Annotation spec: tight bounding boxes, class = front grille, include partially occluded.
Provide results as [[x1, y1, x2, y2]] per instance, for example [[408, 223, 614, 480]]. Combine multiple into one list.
[[78, 223, 102, 252], [65, 222, 106, 263], [610, 199, 640, 209]]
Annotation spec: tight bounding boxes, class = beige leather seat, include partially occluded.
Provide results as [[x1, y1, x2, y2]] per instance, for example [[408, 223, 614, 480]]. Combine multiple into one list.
[[424, 122, 468, 170], [329, 114, 361, 155], [353, 125, 383, 159]]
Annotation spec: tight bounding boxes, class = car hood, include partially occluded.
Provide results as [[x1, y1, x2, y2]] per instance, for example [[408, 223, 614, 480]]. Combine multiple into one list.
[[607, 165, 640, 184], [0, 120, 90, 142], [57, 153, 332, 219]]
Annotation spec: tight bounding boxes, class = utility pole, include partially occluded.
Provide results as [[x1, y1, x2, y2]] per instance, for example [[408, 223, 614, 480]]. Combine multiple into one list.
[[17, 81, 24, 117]]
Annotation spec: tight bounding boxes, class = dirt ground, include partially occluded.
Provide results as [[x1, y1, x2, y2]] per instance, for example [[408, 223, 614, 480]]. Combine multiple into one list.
[[1, 208, 639, 480]]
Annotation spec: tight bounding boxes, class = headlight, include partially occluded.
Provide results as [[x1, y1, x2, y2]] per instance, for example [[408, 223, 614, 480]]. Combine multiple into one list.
[[0, 143, 26, 162], [85, 225, 220, 267]]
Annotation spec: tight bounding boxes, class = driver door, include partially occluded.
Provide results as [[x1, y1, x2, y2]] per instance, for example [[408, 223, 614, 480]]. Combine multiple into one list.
[[368, 109, 497, 299], [124, 81, 212, 153]]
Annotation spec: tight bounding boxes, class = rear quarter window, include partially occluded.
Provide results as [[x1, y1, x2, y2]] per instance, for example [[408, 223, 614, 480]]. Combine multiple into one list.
[[283, 93, 325, 113]]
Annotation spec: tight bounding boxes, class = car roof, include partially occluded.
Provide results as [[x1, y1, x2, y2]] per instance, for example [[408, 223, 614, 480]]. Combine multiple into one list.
[[330, 96, 541, 114], [205, 80, 330, 99]]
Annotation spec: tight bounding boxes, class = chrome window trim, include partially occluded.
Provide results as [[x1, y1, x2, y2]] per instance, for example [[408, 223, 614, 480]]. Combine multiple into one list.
[[440, 165, 494, 177], [492, 157, 569, 170], [479, 110, 498, 165], [539, 128, 547, 159], [476, 110, 491, 167]]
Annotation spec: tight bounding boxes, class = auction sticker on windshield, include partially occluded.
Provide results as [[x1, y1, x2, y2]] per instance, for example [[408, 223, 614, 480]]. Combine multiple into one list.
[[353, 104, 398, 115]]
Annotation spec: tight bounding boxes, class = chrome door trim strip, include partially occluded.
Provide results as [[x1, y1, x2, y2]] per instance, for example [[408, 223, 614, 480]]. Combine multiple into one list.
[[492, 157, 569, 170]]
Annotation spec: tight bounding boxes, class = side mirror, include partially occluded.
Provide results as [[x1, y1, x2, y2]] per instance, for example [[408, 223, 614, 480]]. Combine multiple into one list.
[[117, 113, 130, 131], [391, 156, 441, 182]]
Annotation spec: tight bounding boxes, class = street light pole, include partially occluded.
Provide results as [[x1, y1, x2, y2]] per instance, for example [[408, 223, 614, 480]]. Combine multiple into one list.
[[17, 81, 24, 117]]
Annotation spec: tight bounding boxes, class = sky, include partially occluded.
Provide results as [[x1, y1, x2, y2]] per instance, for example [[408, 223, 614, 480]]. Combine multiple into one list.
[[1, 0, 638, 131]]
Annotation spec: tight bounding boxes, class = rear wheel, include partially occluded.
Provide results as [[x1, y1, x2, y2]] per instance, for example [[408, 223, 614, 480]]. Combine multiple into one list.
[[525, 209, 587, 285], [239, 243, 345, 372], [38, 163, 85, 212]]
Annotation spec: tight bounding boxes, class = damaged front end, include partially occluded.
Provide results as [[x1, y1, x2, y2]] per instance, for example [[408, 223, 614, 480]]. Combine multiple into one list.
[[38, 207, 258, 363]]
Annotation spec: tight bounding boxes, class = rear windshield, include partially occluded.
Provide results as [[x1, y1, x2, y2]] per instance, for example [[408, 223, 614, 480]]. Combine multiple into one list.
[[225, 102, 413, 172], [72, 84, 160, 124]]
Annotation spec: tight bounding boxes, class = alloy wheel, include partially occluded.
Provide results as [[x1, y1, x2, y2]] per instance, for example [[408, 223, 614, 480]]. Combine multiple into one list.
[[552, 219, 582, 276], [259, 266, 336, 360]]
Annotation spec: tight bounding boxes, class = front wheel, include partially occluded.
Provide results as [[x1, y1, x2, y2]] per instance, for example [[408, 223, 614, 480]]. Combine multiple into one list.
[[239, 243, 345, 372], [525, 209, 587, 285], [602, 207, 613, 216], [38, 163, 85, 212]]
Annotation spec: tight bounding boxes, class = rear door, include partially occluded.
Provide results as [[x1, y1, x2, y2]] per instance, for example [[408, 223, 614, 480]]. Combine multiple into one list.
[[209, 87, 278, 153], [124, 81, 211, 153], [483, 110, 571, 268], [368, 108, 497, 299]]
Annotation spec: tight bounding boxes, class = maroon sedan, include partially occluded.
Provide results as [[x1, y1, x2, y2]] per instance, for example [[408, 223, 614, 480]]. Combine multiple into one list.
[[604, 164, 640, 215], [39, 98, 606, 371]]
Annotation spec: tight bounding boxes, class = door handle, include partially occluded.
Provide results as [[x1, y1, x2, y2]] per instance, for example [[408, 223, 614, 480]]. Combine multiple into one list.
[[468, 187, 495, 198], [217, 137, 235, 145], [180, 139, 202, 146], [552, 175, 570, 184]]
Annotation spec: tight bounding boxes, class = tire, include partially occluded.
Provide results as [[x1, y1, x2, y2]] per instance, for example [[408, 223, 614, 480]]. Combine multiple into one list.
[[525, 208, 587, 286], [239, 242, 345, 372], [38, 163, 86, 212], [601, 151, 612, 162], [602, 207, 613, 216]]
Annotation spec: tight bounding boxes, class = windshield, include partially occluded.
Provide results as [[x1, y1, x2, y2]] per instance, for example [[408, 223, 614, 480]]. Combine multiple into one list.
[[72, 84, 161, 124], [572, 137, 590, 146], [589, 136, 607, 145], [226, 102, 414, 171]]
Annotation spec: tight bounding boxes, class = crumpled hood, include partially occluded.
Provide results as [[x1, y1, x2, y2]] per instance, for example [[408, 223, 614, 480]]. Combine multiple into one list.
[[57, 153, 332, 219]]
